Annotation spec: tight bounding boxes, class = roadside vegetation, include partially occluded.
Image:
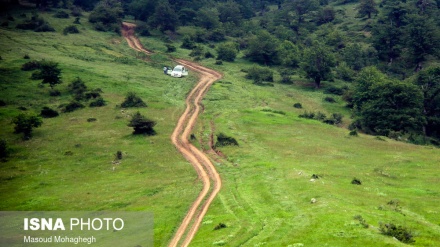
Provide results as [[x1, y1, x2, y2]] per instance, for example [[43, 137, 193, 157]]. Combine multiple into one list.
[[1, 0, 440, 246]]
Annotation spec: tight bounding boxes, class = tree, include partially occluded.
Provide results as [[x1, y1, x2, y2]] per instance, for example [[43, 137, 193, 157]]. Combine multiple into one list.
[[277, 40, 300, 67], [217, 0, 243, 25], [405, 14, 440, 71], [245, 30, 279, 65], [128, 0, 158, 22], [0, 139, 8, 160], [287, 0, 319, 25], [12, 113, 43, 140], [148, 0, 178, 32], [300, 42, 335, 88], [353, 67, 425, 136], [217, 42, 238, 62], [195, 7, 220, 30], [358, 0, 378, 19], [38, 61, 62, 89], [128, 111, 156, 135], [414, 67, 440, 138], [89, 0, 124, 32], [121, 92, 147, 108]]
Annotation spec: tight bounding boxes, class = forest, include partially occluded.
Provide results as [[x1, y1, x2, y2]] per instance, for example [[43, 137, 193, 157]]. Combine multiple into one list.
[[2, 0, 440, 145]]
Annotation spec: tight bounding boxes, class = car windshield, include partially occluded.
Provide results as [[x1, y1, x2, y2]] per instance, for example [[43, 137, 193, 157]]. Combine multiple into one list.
[[173, 67, 182, 72]]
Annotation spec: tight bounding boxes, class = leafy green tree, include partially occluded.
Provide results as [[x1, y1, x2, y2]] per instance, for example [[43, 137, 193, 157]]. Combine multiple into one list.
[[245, 30, 279, 65], [128, 0, 158, 22], [357, 0, 378, 19], [405, 14, 440, 71], [300, 42, 335, 88], [12, 113, 43, 140], [217, 42, 238, 62], [121, 92, 147, 108], [37, 61, 62, 89], [148, 0, 178, 32], [89, 0, 123, 32], [195, 7, 220, 30], [353, 67, 425, 136], [277, 40, 300, 67], [414, 66, 440, 138], [128, 111, 156, 135], [217, 0, 243, 25], [287, 0, 319, 25]]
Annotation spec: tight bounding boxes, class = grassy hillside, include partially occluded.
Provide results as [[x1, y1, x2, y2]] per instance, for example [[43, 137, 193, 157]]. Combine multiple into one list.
[[0, 8, 200, 245], [1, 4, 440, 247]]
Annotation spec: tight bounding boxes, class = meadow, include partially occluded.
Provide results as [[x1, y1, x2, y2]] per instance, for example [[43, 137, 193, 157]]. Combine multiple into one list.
[[1, 5, 440, 247]]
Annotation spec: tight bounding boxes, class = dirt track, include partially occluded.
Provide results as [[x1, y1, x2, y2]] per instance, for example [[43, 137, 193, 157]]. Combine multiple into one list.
[[122, 23, 222, 247]]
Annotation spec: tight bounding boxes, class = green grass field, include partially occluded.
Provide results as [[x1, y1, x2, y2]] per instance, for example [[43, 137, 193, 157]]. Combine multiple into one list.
[[1, 6, 440, 247]]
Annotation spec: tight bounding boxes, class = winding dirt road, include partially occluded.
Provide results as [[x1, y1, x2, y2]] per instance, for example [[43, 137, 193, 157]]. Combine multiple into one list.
[[122, 23, 222, 247]]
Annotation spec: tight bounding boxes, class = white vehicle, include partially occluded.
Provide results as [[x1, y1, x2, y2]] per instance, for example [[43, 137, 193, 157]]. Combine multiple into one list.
[[170, 65, 188, 78]]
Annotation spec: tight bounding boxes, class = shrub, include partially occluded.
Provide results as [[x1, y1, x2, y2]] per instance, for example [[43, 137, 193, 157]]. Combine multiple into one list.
[[73, 17, 81, 24], [34, 23, 55, 32], [85, 89, 102, 100], [216, 42, 238, 62], [349, 130, 358, 136], [189, 46, 204, 57], [166, 44, 176, 53], [181, 35, 195, 49], [324, 86, 345, 95], [215, 133, 238, 147], [63, 101, 84, 113], [23, 54, 30, 59], [214, 223, 227, 230], [1, 21, 8, 27], [121, 92, 147, 108], [21, 60, 41, 71], [71, 6, 83, 17], [351, 178, 362, 185], [379, 223, 414, 244], [87, 118, 97, 122], [12, 113, 43, 140], [128, 111, 156, 135], [293, 103, 302, 109], [245, 66, 274, 84], [53, 10, 69, 18], [116, 151, 122, 160], [353, 215, 368, 228], [215, 60, 223, 65], [40, 107, 59, 118], [0, 100, 6, 106], [68, 77, 87, 99], [63, 25, 79, 35], [204, 51, 214, 58], [89, 97, 106, 107], [324, 97, 336, 103]]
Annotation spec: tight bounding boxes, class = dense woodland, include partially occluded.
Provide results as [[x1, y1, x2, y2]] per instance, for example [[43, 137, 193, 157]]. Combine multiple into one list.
[[1, 0, 440, 145]]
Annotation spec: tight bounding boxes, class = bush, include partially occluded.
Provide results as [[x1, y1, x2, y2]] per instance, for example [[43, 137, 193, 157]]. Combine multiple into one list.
[[89, 97, 106, 107], [23, 54, 30, 59], [215, 60, 223, 65], [21, 60, 41, 71], [216, 42, 238, 62], [189, 46, 204, 57], [40, 107, 59, 118], [34, 23, 55, 32], [116, 151, 122, 160], [53, 10, 69, 18], [204, 51, 214, 58], [324, 86, 345, 95], [0, 100, 6, 106], [63, 101, 84, 113], [68, 77, 87, 99], [214, 223, 227, 230], [379, 223, 415, 244], [181, 35, 195, 49], [245, 66, 274, 84], [87, 118, 97, 122], [349, 130, 358, 136], [215, 133, 239, 147], [121, 92, 147, 108], [351, 178, 362, 185], [293, 103, 302, 109], [63, 25, 79, 35], [324, 97, 336, 103], [12, 113, 43, 140], [166, 44, 176, 53], [353, 215, 368, 228], [128, 111, 156, 135]]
